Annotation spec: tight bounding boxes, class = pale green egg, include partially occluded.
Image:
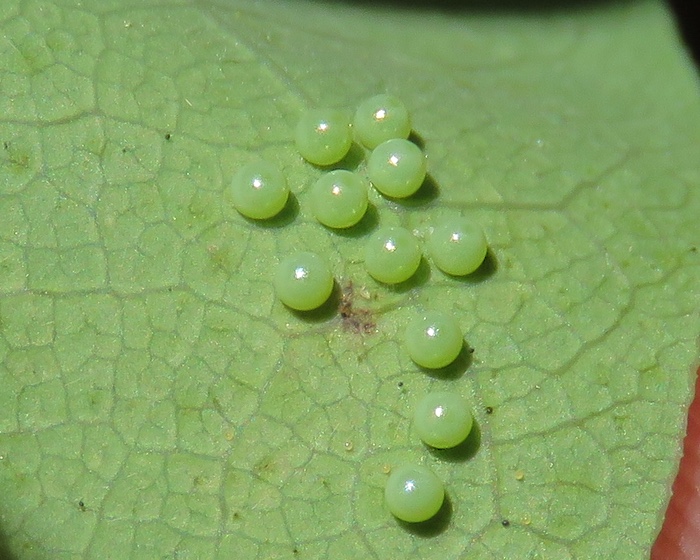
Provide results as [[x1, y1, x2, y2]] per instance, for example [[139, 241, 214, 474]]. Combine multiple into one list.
[[367, 138, 426, 198], [413, 391, 473, 449], [404, 311, 463, 369], [295, 108, 352, 166], [228, 160, 289, 220], [354, 94, 411, 149], [428, 217, 488, 276], [274, 252, 334, 311], [364, 226, 421, 284], [310, 170, 368, 229], [384, 464, 445, 523]]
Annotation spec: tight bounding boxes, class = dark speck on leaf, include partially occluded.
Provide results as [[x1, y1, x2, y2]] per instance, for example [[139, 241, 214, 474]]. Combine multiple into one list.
[[339, 281, 376, 334], [485, 406, 493, 414], [165, 133, 171, 140], [398, 381, 404, 388], [78, 500, 86, 511], [501, 519, 510, 527]]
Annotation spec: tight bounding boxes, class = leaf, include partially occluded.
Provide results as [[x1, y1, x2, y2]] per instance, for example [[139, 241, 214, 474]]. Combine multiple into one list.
[[0, 0, 698, 558]]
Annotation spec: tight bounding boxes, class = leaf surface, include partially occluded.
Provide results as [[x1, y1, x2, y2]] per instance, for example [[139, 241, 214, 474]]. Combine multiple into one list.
[[0, 0, 699, 558]]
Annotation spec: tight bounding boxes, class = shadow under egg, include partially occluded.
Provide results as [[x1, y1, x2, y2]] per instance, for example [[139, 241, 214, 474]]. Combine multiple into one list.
[[427, 419, 482, 463], [397, 492, 453, 537]]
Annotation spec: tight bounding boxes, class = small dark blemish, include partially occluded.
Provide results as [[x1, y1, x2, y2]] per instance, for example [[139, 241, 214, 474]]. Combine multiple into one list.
[[3, 141, 8, 150], [485, 406, 493, 414], [121, 147, 127, 153], [501, 519, 510, 527], [468, 347, 475, 354], [339, 281, 376, 334], [398, 381, 404, 388], [292, 547, 299, 555], [165, 133, 171, 140], [78, 500, 86, 512]]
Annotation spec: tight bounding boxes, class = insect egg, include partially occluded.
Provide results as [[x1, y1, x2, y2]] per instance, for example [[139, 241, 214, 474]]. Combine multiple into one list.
[[367, 138, 426, 198], [310, 170, 368, 229], [274, 251, 334, 311], [228, 160, 289, 220], [404, 311, 463, 369], [428, 217, 488, 276], [295, 108, 352, 166], [413, 391, 473, 449], [384, 464, 445, 523], [353, 94, 411, 149], [364, 226, 421, 284]]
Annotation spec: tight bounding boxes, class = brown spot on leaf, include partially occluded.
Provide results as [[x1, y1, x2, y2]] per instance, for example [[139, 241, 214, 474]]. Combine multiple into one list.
[[339, 281, 376, 334]]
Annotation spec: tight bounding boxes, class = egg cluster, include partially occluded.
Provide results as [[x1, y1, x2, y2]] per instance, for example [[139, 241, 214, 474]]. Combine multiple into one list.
[[386, 312, 476, 523], [229, 94, 488, 524]]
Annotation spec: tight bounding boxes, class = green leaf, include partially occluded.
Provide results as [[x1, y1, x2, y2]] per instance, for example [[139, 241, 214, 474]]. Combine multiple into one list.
[[1, 0, 698, 558]]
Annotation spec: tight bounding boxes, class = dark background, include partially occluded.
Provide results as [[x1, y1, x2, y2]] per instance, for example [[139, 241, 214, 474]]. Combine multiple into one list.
[[667, 0, 700, 66]]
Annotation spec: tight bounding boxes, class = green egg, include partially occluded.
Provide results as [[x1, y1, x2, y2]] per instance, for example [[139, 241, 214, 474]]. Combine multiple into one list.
[[367, 138, 426, 198], [428, 217, 488, 276], [295, 108, 352, 166], [228, 160, 289, 220], [413, 391, 473, 449], [354, 94, 411, 149], [274, 252, 334, 311], [384, 464, 445, 523], [404, 311, 463, 369], [310, 170, 368, 229], [364, 226, 421, 284]]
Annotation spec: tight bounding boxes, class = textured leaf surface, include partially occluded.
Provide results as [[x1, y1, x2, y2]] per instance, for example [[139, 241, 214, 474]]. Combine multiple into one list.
[[1, 1, 699, 558]]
